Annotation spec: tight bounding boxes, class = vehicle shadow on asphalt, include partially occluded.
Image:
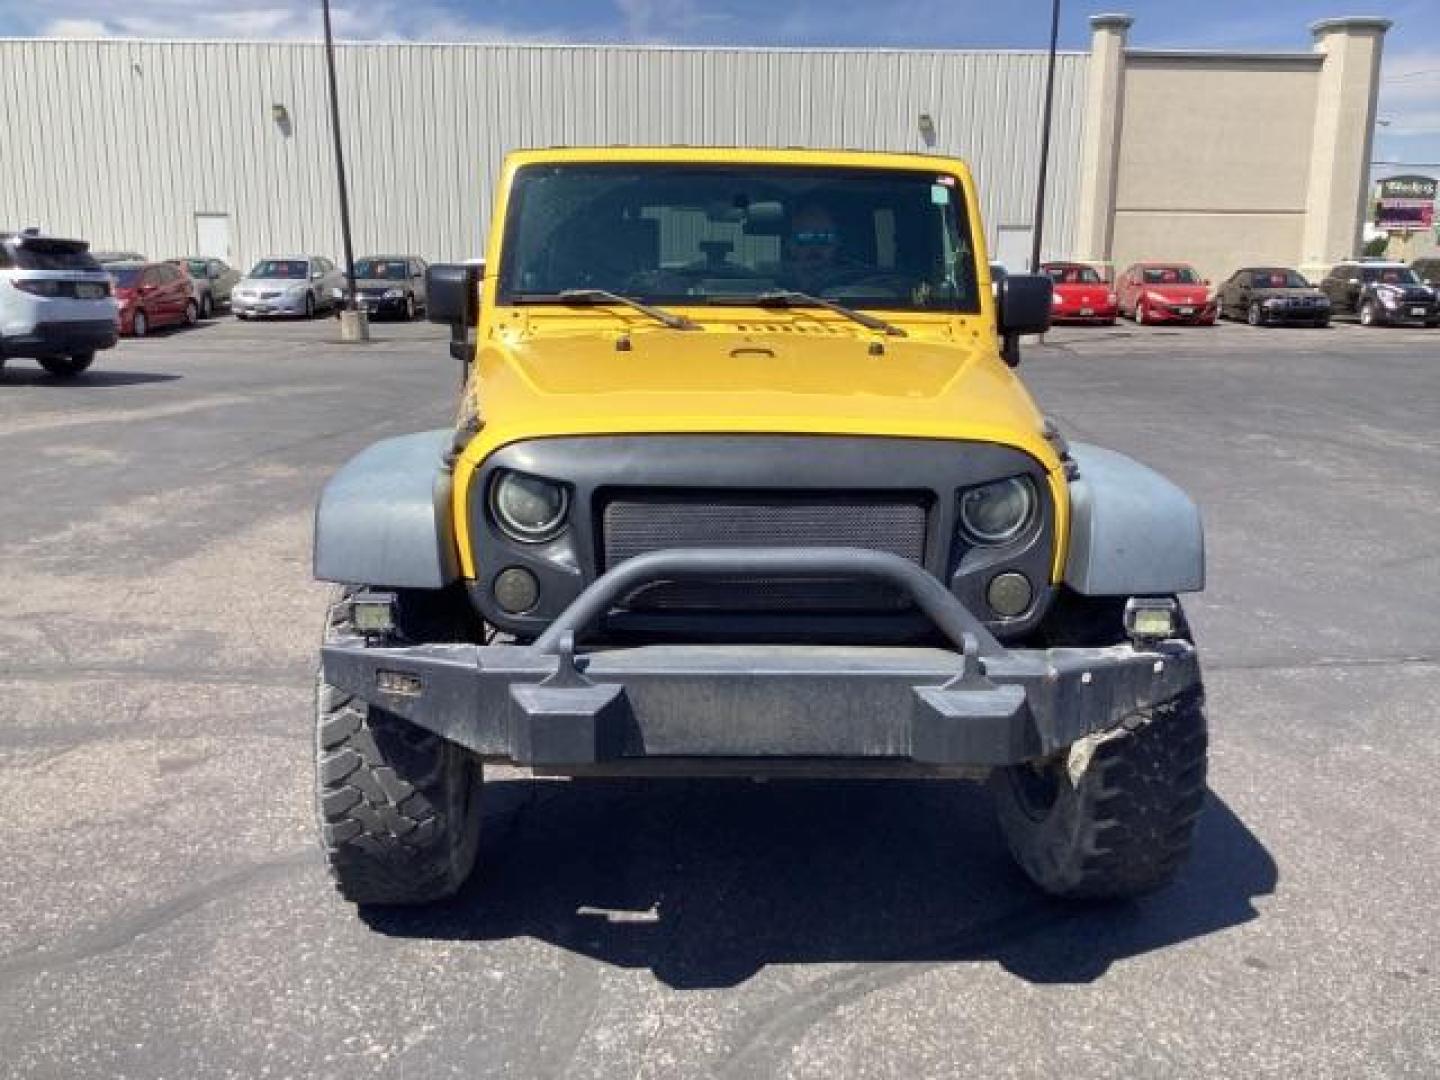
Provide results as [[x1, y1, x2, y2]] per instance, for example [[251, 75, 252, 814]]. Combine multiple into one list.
[[0, 370, 182, 388], [364, 778, 1276, 989]]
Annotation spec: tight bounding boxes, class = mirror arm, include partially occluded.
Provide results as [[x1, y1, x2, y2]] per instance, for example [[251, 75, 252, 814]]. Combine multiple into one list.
[[448, 322, 471, 380], [1001, 332, 1021, 368]]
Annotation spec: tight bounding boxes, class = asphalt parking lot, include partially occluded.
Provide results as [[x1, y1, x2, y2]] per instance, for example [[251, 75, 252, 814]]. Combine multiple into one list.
[[1, 313, 1437, 1078]]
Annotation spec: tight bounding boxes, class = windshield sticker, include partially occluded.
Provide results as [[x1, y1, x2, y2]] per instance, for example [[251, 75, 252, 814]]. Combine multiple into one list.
[[931, 184, 951, 205]]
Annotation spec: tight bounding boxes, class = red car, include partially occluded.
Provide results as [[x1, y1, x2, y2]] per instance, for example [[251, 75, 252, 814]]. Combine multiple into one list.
[[1116, 262, 1217, 325], [1041, 261, 1117, 324], [107, 260, 199, 336]]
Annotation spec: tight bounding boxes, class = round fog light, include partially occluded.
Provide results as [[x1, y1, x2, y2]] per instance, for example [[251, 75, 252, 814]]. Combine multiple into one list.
[[494, 567, 539, 614], [987, 572, 1033, 618]]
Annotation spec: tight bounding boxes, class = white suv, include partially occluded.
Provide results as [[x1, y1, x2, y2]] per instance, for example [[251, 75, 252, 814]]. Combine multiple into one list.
[[0, 230, 120, 377]]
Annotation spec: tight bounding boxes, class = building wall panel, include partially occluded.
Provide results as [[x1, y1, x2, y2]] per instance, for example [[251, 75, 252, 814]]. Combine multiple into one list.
[[0, 39, 1087, 272]]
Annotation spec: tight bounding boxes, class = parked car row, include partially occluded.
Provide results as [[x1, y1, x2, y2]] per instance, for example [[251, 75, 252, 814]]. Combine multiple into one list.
[[3, 227, 440, 380], [96, 251, 431, 327], [1034, 256, 1440, 330]]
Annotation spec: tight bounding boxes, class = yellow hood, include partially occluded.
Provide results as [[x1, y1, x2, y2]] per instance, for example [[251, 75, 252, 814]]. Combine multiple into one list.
[[460, 321, 1055, 458]]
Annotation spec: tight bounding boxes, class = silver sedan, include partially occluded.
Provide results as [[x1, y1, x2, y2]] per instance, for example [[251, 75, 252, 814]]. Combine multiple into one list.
[[231, 256, 346, 319]]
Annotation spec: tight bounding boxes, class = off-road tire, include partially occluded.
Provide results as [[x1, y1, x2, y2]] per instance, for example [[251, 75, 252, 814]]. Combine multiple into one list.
[[992, 686, 1207, 899], [1359, 300, 1379, 327], [315, 589, 482, 905], [39, 352, 95, 378]]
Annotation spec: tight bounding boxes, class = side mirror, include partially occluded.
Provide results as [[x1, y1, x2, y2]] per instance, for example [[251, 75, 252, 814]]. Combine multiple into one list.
[[427, 263, 482, 327], [996, 274, 1053, 367], [428, 262, 483, 365]]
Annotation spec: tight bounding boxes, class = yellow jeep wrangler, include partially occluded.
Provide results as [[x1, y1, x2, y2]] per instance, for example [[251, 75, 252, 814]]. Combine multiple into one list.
[[314, 147, 1207, 906]]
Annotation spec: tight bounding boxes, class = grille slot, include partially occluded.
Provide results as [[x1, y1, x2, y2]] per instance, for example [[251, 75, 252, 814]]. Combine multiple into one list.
[[601, 493, 927, 612]]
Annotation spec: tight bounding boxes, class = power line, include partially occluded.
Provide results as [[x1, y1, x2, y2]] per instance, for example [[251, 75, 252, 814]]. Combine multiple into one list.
[[1382, 68, 1440, 81]]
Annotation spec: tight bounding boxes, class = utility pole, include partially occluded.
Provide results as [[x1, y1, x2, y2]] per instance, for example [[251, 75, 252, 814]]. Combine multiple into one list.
[[1030, 0, 1061, 272], [320, 0, 368, 339]]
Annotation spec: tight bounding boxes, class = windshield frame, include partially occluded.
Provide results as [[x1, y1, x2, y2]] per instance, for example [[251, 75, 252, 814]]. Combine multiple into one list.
[[1140, 266, 1201, 286], [354, 258, 410, 281], [1044, 264, 1103, 285], [1249, 268, 1311, 289], [495, 161, 981, 315], [248, 259, 310, 280], [1361, 266, 1421, 285]]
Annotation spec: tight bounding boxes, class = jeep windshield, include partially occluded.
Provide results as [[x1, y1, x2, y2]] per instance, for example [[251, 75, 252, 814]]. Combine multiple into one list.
[[497, 163, 981, 313]]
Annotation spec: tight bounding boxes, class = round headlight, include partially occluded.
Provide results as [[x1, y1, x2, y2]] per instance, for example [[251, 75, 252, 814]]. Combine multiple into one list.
[[959, 476, 1036, 545], [491, 471, 568, 542]]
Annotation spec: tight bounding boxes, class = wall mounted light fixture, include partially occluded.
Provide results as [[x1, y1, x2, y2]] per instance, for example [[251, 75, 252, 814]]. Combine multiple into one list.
[[918, 113, 937, 147]]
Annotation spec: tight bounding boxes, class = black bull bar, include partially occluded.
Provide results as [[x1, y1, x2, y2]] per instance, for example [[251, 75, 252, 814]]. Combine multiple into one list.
[[321, 548, 1199, 770]]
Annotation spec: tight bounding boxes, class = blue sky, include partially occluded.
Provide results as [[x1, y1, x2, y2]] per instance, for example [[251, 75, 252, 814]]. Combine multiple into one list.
[[2, 0, 1435, 163]]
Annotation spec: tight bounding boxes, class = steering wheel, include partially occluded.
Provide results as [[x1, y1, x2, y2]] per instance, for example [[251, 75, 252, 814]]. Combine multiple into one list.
[[817, 267, 912, 300]]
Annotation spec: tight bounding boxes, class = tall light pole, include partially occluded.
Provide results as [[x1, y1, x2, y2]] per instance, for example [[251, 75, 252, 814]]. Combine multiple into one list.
[[321, 0, 360, 317], [1030, 0, 1061, 271]]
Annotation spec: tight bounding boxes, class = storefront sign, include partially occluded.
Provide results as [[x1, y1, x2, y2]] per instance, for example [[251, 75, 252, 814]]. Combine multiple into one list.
[[1375, 175, 1438, 232]]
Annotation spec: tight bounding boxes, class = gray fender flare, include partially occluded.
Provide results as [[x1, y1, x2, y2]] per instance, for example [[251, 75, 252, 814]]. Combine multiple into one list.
[[313, 429, 459, 589], [1062, 442, 1205, 596]]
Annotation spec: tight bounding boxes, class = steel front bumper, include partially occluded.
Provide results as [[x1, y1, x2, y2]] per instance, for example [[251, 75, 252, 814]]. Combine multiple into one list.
[[320, 548, 1200, 771]]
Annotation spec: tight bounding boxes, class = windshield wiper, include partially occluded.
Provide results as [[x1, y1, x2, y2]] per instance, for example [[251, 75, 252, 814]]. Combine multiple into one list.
[[751, 291, 907, 337], [512, 289, 698, 330]]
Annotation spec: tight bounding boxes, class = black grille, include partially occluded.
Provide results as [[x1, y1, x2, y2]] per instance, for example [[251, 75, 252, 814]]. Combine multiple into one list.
[[601, 493, 927, 612]]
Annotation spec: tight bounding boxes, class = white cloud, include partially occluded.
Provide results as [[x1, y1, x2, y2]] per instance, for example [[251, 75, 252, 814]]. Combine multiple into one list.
[[41, 17, 108, 37], [21, 1, 550, 43]]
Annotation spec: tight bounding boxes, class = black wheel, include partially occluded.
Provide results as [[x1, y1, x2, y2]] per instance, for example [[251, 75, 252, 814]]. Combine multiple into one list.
[[304, 292, 316, 319], [992, 686, 1207, 899], [1247, 301, 1263, 326], [1134, 303, 1146, 325], [183, 299, 199, 326], [39, 352, 95, 378], [132, 309, 148, 337], [1359, 300, 1380, 327], [992, 595, 1206, 899], [405, 293, 416, 320], [315, 588, 482, 905], [200, 293, 213, 319]]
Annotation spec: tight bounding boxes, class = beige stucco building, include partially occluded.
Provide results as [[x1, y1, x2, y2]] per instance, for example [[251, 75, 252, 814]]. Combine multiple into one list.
[[1074, 13, 1390, 283]]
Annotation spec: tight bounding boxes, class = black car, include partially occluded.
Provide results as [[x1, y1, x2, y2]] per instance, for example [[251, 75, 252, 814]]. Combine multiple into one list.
[[353, 255, 428, 320], [1216, 267, 1330, 327], [1318, 261, 1439, 327]]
